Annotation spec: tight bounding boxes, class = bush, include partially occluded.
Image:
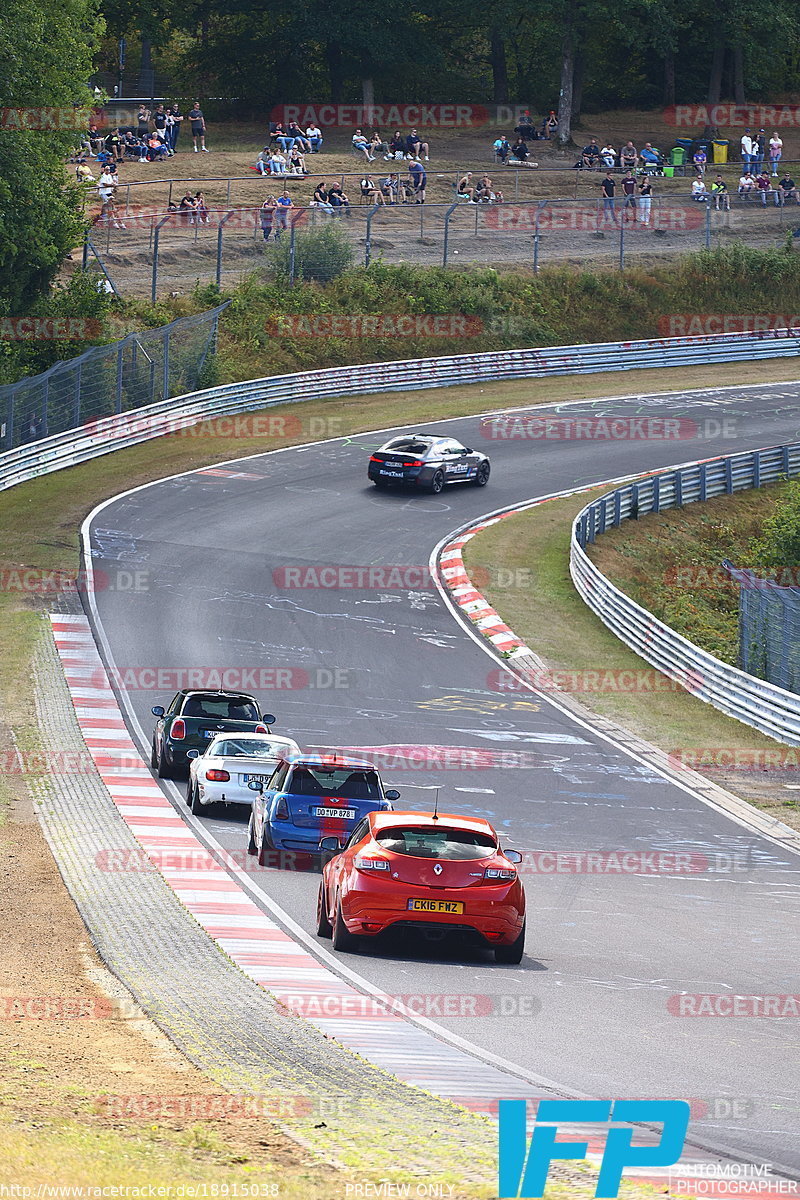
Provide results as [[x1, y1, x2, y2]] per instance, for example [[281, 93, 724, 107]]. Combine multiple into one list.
[[265, 223, 354, 283], [749, 480, 800, 568]]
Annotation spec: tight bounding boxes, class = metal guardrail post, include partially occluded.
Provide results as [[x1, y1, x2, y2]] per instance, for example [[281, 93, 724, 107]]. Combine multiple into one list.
[[5, 390, 15, 450], [116, 342, 124, 414], [42, 378, 49, 439], [619, 212, 625, 271], [705, 199, 712, 249], [442, 201, 459, 267], [533, 200, 548, 274], [73, 362, 82, 428], [151, 212, 173, 303], [364, 203, 380, 268], [162, 326, 170, 402], [216, 210, 236, 291], [82, 235, 89, 271]]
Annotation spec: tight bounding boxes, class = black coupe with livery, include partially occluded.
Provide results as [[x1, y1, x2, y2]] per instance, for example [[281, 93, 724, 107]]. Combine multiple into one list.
[[368, 435, 491, 494]]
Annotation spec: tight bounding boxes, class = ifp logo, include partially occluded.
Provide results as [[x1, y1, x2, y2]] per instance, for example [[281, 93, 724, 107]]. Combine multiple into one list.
[[498, 1099, 690, 1198]]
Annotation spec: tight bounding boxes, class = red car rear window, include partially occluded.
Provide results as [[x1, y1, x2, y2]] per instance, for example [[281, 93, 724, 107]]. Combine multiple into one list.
[[375, 827, 496, 859]]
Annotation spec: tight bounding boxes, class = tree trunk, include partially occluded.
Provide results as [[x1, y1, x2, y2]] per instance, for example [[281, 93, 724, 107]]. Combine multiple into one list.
[[707, 21, 725, 104], [490, 27, 509, 103], [138, 37, 154, 99], [556, 18, 576, 146], [733, 44, 745, 104], [572, 50, 585, 126], [362, 77, 375, 126], [326, 41, 344, 103], [663, 52, 675, 108]]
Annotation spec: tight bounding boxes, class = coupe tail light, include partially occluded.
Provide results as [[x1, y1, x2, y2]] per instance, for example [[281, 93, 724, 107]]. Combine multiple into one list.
[[407, 459, 424, 468], [255, 723, 268, 733], [274, 795, 290, 821], [206, 768, 230, 782], [483, 866, 517, 883], [171, 719, 185, 740], [369, 455, 383, 463], [354, 857, 391, 873]]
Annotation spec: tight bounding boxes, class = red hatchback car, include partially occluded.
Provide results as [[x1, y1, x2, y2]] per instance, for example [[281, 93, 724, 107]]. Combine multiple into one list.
[[317, 810, 526, 963]]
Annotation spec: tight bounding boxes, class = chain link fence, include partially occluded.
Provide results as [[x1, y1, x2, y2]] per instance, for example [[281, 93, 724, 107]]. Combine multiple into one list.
[[89, 188, 800, 298], [0, 304, 227, 451], [724, 560, 800, 694]]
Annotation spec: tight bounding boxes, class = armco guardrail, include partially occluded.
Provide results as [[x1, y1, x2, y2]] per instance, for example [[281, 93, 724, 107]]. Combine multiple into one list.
[[571, 442, 800, 745], [1, 328, 798, 494]]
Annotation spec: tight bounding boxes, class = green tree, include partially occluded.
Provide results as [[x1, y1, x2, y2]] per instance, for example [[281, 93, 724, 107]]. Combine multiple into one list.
[[749, 481, 800, 570], [0, 0, 103, 313]]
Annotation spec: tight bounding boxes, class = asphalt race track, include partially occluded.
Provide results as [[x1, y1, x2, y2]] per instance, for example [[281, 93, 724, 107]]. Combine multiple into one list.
[[86, 381, 800, 1175]]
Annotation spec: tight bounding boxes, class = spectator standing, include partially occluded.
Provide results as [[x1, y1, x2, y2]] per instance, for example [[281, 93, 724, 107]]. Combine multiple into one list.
[[600, 172, 619, 224], [621, 171, 637, 220], [638, 177, 653, 226], [188, 101, 209, 152], [711, 174, 730, 210], [260, 197, 277, 241], [740, 129, 754, 168], [306, 123, 323, 152], [408, 159, 426, 202], [167, 105, 183, 152], [753, 130, 766, 174], [98, 167, 124, 227], [136, 105, 151, 138], [769, 133, 783, 175], [275, 189, 293, 238]]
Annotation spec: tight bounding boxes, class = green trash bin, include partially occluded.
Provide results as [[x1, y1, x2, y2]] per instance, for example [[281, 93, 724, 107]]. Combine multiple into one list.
[[712, 139, 729, 164], [670, 146, 687, 166]]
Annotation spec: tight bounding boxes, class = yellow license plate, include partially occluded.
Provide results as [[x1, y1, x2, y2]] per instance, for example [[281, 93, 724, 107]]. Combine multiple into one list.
[[407, 899, 464, 914]]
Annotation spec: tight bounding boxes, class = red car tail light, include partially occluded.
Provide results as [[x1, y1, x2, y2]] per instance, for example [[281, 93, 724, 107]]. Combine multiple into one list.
[[481, 866, 517, 883], [171, 719, 186, 740], [369, 455, 383, 463], [274, 795, 290, 821], [206, 768, 230, 782], [255, 723, 268, 733], [354, 857, 391, 873]]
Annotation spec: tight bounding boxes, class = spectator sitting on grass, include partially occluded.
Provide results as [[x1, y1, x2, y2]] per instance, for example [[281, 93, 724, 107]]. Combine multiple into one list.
[[493, 135, 511, 163], [328, 181, 350, 213], [777, 173, 800, 204], [287, 145, 307, 175], [256, 146, 271, 174], [619, 141, 638, 170], [381, 172, 399, 203], [388, 130, 405, 159], [286, 121, 311, 153], [311, 181, 334, 214], [710, 174, 730, 210], [306, 122, 323, 152], [738, 170, 756, 199], [76, 162, 95, 182], [475, 174, 503, 203], [405, 129, 429, 161], [600, 142, 617, 168], [691, 176, 709, 201], [581, 138, 601, 169], [195, 191, 210, 224], [179, 191, 198, 225], [542, 111, 558, 138], [756, 171, 773, 206], [352, 129, 374, 160], [511, 137, 530, 164], [456, 171, 474, 200], [269, 147, 287, 175], [368, 131, 389, 158]]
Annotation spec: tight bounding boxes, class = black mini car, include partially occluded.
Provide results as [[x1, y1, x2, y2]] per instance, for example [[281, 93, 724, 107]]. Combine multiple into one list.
[[368, 434, 491, 493]]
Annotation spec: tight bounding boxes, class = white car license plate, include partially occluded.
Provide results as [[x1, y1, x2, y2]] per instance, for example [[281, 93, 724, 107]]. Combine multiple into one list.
[[203, 730, 219, 738], [312, 806, 356, 820], [242, 773, 270, 784]]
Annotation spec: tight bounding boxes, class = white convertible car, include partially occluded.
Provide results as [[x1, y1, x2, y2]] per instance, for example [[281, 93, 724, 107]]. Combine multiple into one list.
[[186, 732, 301, 815]]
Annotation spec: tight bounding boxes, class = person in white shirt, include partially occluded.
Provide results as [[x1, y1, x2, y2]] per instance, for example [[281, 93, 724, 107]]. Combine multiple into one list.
[[691, 177, 709, 201], [352, 129, 374, 161], [738, 171, 756, 198], [740, 130, 754, 168], [306, 124, 323, 152], [98, 169, 125, 227], [601, 143, 617, 168], [769, 133, 783, 175], [268, 149, 287, 175]]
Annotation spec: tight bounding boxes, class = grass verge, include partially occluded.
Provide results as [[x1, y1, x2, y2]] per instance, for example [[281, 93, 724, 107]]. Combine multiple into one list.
[[464, 486, 800, 832]]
